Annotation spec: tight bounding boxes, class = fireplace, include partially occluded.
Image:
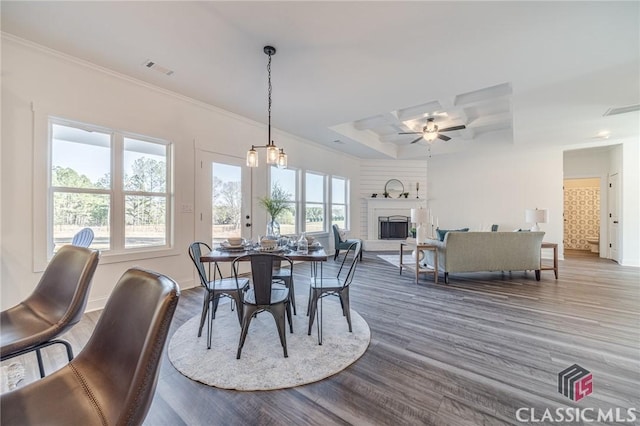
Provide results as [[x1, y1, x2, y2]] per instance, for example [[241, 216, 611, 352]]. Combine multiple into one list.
[[378, 215, 410, 240]]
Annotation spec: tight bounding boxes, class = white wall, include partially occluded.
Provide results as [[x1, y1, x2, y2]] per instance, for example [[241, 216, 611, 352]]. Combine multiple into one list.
[[428, 145, 565, 258], [0, 36, 360, 310], [621, 141, 640, 266]]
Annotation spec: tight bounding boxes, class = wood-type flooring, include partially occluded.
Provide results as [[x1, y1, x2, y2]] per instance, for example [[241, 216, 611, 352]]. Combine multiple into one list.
[[3, 253, 639, 425]]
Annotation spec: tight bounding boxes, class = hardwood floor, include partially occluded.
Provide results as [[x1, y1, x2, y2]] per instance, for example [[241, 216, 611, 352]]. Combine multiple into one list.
[[3, 254, 639, 425]]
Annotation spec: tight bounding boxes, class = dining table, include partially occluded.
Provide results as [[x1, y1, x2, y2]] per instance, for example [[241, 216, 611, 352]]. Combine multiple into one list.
[[200, 245, 329, 344]]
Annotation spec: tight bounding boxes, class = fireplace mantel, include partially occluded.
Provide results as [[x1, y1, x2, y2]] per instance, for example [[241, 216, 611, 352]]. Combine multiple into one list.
[[364, 198, 427, 250]]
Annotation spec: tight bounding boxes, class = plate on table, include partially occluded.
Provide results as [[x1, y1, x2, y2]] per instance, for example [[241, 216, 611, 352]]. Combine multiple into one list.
[[218, 243, 247, 252]]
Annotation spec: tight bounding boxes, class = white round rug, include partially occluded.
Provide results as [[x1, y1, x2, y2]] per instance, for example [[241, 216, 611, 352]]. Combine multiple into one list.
[[168, 296, 370, 391]]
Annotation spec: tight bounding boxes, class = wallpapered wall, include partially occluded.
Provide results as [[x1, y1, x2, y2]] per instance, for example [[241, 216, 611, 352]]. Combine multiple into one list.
[[564, 178, 600, 250]]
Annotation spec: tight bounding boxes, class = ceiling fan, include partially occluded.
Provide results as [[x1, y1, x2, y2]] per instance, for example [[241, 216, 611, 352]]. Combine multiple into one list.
[[399, 118, 466, 144]]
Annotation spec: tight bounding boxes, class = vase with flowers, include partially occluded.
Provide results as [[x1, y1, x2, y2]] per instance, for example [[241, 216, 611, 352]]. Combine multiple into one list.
[[258, 182, 293, 238]]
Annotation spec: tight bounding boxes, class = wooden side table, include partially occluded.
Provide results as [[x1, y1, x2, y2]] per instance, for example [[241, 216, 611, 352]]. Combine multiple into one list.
[[399, 241, 438, 284], [541, 242, 558, 279]]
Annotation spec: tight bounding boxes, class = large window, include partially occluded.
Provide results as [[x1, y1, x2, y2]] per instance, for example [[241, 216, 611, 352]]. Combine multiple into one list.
[[270, 166, 297, 235], [50, 119, 171, 253], [331, 176, 348, 229], [305, 172, 325, 233]]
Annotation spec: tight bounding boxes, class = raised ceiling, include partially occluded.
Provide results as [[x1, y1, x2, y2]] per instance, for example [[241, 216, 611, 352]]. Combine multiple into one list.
[[1, 1, 638, 159]]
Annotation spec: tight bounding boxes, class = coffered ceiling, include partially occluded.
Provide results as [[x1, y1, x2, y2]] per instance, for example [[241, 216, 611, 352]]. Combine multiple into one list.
[[1, 1, 638, 159]]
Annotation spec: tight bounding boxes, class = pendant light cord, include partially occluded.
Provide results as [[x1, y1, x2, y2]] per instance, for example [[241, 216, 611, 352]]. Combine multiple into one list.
[[267, 50, 272, 146]]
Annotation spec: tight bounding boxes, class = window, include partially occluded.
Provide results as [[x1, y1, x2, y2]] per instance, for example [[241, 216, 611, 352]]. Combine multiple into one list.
[[305, 172, 325, 233], [50, 119, 171, 253], [331, 176, 348, 229], [270, 166, 297, 235]]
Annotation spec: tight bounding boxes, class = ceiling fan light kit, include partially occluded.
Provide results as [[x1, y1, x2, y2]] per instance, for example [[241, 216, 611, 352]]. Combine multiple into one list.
[[399, 117, 466, 145]]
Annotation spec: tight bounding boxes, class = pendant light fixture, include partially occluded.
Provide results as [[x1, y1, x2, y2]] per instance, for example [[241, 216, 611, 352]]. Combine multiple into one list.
[[246, 45, 288, 168]]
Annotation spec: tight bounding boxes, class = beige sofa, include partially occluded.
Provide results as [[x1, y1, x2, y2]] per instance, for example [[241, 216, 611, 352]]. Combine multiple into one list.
[[423, 231, 545, 283]]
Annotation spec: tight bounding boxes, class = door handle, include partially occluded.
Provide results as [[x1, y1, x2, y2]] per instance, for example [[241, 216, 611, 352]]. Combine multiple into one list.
[[245, 223, 252, 227], [613, 221, 619, 224]]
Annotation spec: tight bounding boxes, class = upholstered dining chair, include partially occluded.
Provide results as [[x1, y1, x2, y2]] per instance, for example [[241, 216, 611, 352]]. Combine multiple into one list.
[[0, 268, 180, 426], [307, 240, 362, 335], [188, 242, 249, 349], [233, 253, 294, 359], [0, 245, 99, 378], [332, 224, 363, 261], [71, 227, 94, 247]]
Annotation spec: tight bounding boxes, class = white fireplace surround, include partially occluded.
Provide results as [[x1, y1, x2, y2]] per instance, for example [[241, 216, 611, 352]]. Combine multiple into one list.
[[364, 198, 427, 251]]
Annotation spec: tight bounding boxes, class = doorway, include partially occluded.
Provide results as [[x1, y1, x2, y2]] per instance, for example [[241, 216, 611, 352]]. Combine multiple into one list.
[[563, 178, 600, 258], [196, 151, 252, 247]]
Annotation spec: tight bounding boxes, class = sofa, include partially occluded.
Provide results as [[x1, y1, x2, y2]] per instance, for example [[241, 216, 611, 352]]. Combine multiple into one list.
[[423, 231, 545, 283]]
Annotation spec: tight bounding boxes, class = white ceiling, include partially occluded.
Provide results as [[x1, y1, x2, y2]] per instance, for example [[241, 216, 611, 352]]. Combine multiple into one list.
[[2, 1, 639, 159]]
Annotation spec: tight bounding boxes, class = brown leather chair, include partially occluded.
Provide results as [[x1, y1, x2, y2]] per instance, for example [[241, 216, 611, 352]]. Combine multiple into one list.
[[0, 245, 100, 377], [1, 268, 180, 426]]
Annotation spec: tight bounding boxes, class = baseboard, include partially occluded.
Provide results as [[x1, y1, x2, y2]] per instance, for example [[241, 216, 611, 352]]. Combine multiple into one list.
[[620, 258, 640, 267]]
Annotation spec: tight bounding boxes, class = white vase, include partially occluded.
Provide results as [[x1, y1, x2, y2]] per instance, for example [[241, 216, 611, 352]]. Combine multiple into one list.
[[266, 218, 280, 238]]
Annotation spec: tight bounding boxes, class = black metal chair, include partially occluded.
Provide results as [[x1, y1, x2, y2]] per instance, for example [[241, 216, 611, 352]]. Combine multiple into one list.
[[0, 245, 99, 378], [1, 268, 180, 426], [272, 259, 296, 315], [307, 240, 361, 335], [233, 253, 294, 359], [188, 242, 249, 349]]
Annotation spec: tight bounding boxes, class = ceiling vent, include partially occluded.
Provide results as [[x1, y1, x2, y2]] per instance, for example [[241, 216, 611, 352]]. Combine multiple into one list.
[[603, 104, 640, 116], [142, 59, 174, 76]]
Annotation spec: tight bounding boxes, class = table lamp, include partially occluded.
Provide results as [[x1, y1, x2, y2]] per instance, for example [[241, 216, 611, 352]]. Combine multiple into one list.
[[411, 207, 428, 243], [525, 208, 548, 231]]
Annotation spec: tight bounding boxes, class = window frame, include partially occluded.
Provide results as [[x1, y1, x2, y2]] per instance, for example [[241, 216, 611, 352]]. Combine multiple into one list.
[[304, 170, 327, 235], [36, 116, 175, 270], [330, 175, 349, 230]]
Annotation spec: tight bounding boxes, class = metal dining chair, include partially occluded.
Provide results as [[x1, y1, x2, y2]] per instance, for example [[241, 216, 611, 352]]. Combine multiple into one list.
[[307, 240, 361, 335], [71, 227, 94, 247], [233, 253, 294, 359], [188, 242, 249, 349]]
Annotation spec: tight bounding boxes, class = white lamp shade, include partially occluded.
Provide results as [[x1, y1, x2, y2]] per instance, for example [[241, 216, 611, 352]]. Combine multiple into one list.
[[411, 208, 428, 224], [525, 208, 548, 224]]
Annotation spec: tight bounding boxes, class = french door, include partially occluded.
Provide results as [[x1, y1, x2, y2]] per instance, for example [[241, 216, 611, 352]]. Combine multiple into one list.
[[196, 151, 253, 247]]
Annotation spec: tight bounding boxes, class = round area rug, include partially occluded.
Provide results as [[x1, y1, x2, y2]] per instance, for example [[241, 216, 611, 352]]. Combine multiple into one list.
[[168, 296, 370, 391]]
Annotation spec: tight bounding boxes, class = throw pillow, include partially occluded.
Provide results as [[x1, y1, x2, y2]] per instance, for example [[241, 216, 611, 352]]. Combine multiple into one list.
[[436, 227, 469, 241]]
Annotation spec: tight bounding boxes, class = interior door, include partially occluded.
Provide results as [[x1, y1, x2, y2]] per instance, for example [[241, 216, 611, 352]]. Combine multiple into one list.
[[196, 151, 253, 247], [608, 173, 620, 262]]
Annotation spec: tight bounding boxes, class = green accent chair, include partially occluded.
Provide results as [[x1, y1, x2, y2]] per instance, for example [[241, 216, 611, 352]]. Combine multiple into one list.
[[332, 224, 363, 261]]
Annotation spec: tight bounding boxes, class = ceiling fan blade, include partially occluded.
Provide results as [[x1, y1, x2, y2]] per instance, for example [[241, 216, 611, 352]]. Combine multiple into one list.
[[439, 124, 466, 132], [398, 132, 422, 135], [438, 134, 451, 142], [409, 136, 423, 144]]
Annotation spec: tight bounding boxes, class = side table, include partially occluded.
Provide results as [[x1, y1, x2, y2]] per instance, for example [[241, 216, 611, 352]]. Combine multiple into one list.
[[541, 242, 558, 279], [399, 241, 438, 284]]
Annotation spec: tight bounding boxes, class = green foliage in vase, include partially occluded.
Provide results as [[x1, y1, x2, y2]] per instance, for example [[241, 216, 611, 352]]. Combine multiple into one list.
[[258, 182, 293, 220]]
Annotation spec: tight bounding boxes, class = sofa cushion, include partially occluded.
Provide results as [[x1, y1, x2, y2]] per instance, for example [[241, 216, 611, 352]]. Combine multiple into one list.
[[436, 228, 469, 241]]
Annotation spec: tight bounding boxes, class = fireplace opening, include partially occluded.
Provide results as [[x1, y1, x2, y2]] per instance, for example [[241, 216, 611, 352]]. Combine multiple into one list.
[[378, 215, 410, 240]]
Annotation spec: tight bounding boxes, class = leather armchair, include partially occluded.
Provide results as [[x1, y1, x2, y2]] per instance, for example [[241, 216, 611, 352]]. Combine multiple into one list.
[[1, 245, 100, 377], [1, 268, 180, 426]]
